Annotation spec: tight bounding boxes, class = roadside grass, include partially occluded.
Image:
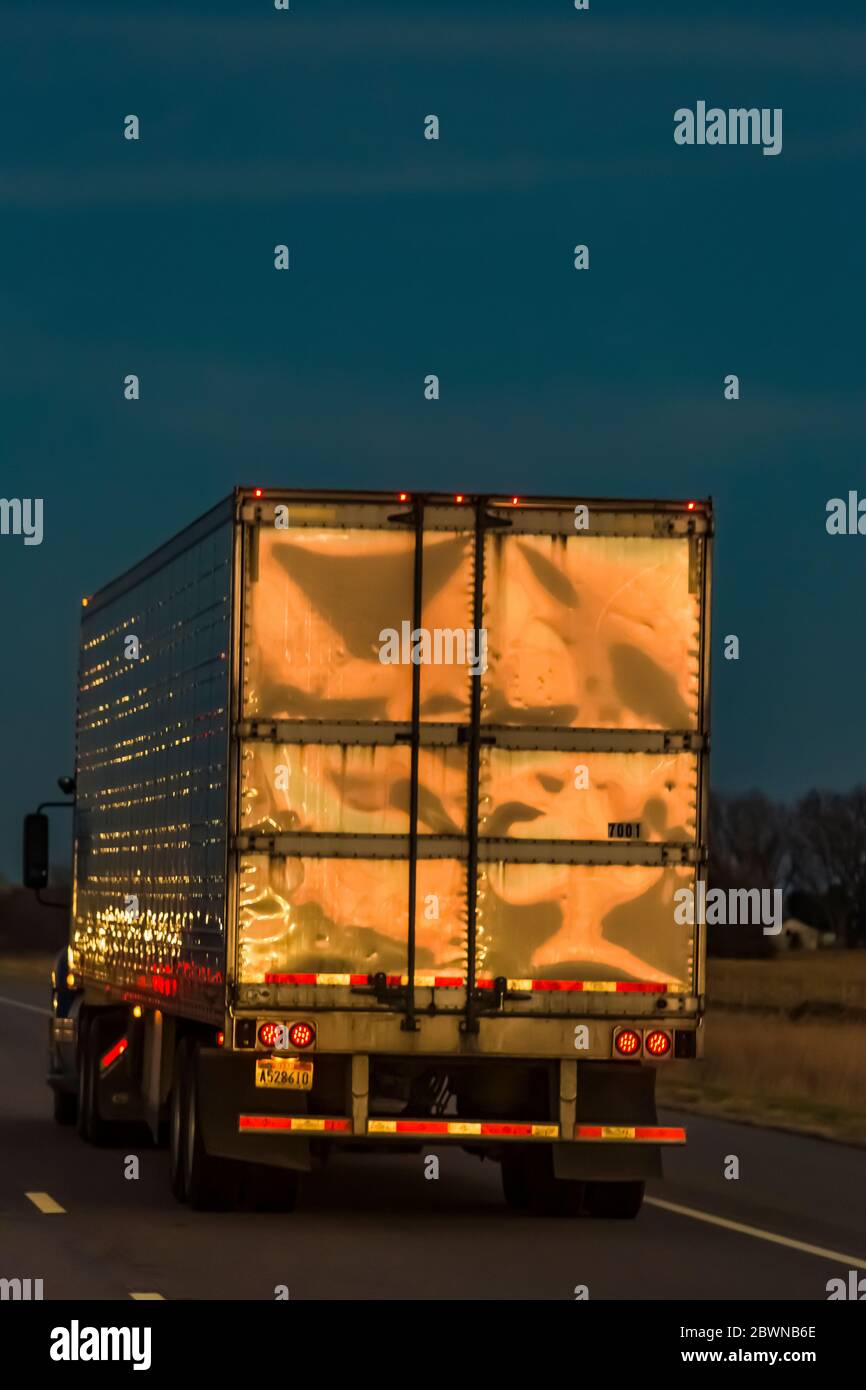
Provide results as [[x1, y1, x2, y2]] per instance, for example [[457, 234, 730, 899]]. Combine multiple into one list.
[[660, 956, 866, 1144], [705, 951, 866, 1014]]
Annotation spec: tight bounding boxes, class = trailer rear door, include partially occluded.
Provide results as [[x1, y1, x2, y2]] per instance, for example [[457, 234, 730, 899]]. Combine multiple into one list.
[[234, 494, 710, 1018]]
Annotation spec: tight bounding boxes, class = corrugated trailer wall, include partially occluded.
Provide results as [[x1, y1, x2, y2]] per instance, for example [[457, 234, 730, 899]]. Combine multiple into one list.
[[72, 503, 234, 1018], [235, 495, 710, 1019]]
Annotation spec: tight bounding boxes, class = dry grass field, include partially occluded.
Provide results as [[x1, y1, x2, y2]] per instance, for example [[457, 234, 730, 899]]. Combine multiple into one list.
[[659, 951, 866, 1144]]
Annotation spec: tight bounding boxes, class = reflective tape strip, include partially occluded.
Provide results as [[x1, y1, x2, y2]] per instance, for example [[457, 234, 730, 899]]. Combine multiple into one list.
[[368, 1119, 559, 1139], [575, 1125, 687, 1143], [263, 972, 682, 993], [238, 1115, 351, 1134], [100, 1037, 129, 1070]]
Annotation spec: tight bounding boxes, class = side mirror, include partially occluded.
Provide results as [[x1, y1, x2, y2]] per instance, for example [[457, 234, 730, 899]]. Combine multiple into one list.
[[23, 812, 49, 890]]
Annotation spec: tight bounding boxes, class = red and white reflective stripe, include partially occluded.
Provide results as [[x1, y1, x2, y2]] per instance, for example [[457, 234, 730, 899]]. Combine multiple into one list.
[[368, 1119, 559, 1139], [574, 1125, 686, 1143], [263, 972, 684, 994], [238, 1115, 351, 1134], [100, 1038, 128, 1070]]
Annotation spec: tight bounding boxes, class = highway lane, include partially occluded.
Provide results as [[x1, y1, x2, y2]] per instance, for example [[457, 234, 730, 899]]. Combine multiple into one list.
[[1, 970, 864, 1301]]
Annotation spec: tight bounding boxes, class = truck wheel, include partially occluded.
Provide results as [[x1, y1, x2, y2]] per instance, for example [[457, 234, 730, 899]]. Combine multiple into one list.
[[240, 1163, 300, 1213], [500, 1153, 530, 1210], [525, 1149, 585, 1218], [582, 1181, 645, 1219], [168, 1046, 189, 1202], [53, 1088, 78, 1126], [76, 1016, 92, 1141], [182, 1044, 241, 1212]]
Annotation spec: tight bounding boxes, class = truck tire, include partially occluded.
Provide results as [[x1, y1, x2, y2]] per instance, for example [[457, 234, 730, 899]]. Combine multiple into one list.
[[500, 1153, 530, 1210], [240, 1163, 300, 1214], [582, 1181, 645, 1219], [168, 1045, 189, 1202], [53, 1088, 78, 1126], [76, 1013, 123, 1147], [524, 1148, 585, 1218], [76, 1016, 92, 1141], [182, 1043, 241, 1212]]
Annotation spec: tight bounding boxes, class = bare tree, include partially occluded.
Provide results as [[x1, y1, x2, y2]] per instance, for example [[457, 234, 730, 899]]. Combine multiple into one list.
[[710, 791, 791, 894], [789, 788, 866, 947]]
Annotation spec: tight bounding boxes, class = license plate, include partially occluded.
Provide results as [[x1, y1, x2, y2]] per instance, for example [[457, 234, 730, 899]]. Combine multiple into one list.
[[255, 1056, 314, 1090]]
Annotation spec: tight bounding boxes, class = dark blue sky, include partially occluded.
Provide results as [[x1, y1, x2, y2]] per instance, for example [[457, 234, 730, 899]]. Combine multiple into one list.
[[2, 0, 865, 877]]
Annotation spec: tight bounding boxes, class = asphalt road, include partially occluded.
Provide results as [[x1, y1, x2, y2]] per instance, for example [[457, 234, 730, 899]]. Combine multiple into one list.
[[1, 970, 864, 1301]]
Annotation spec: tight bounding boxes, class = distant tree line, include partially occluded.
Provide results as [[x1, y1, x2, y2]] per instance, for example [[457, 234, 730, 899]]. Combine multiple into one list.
[[711, 789, 866, 948]]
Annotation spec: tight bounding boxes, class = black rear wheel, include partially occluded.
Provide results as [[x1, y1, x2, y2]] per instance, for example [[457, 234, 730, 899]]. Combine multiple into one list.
[[168, 1043, 189, 1202], [582, 1180, 645, 1219], [500, 1152, 530, 1210], [53, 1087, 78, 1126], [524, 1148, 585, 1217]]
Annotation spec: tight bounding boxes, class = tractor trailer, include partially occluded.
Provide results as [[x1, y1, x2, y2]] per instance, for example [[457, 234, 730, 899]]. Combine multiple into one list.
[[27, 488, 712, 1215]]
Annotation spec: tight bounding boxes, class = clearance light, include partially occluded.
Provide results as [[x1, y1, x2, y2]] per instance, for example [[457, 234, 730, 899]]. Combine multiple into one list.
[[257, 1021, 286, 1049], [132, 1005, 142, 1019], [614, 1028, 641, 1057], [645, 1029, 672, 1058], [100, 1037, 128, 1071], [288, 1021, 315, 1049], [216, 1031, 225, 1048], [81, 598, 89, 608], [66, 973, 76, 989]]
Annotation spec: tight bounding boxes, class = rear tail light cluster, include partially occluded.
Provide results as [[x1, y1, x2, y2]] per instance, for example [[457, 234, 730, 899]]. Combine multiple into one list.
[[256, 1020, 317, 1051], [613, 1026, 673, 1059]]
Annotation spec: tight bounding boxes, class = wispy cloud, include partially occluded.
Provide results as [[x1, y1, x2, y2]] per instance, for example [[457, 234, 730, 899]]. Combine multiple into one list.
[[6, 9, 866, 77]]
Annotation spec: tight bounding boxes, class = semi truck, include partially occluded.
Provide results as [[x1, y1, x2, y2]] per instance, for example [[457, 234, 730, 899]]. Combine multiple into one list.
[[24, 487, 712, 1215]]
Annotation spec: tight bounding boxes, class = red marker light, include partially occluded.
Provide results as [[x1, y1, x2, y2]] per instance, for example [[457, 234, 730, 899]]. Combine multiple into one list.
[[686, 501, 696, 511], [288, 1021, 315, 1049], [399, 492, 409, 502], [254, 488, 263, 498], [215, 1031, 225, 1048], [100, 1037, 128, 1071], [512, 497, 519, 505], [455, 494, 464, 504], [614, 1028, 641, 1057]]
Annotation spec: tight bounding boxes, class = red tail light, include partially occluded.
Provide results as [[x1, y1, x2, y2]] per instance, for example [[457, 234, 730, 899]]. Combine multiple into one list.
[[614, 1028, 641, 1057], [288, 1021, 315, 1049], [257, 1021, 286, 1048], [645, 1029, 672, 1057]]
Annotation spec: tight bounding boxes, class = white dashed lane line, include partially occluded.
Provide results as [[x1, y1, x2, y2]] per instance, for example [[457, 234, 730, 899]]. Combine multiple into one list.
[[647, 1196, 866, 1269]]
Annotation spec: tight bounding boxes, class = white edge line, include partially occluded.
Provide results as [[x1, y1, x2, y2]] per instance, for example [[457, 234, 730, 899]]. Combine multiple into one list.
[[0, 994, 52, 1016], [646, 1195, 866, 1270]]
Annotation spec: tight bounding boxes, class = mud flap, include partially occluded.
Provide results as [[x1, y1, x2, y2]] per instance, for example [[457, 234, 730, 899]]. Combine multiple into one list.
[[196, 1048, 313, 1172], [553, 1141, 663, 1182]]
